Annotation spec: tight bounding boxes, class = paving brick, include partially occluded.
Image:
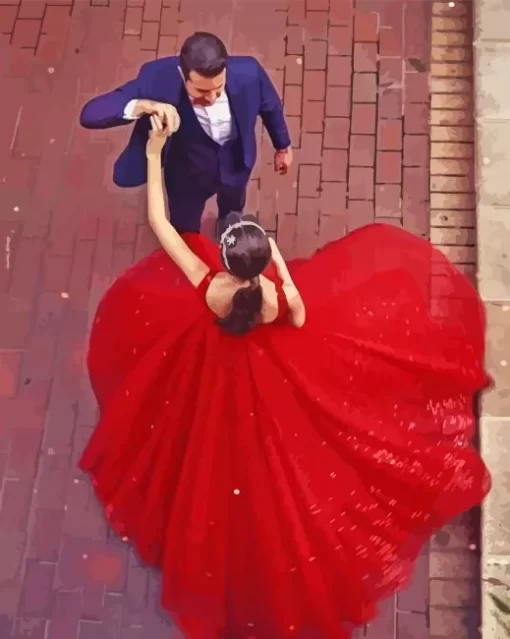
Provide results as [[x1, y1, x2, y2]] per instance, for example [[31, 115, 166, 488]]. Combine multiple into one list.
[[325, 86, 350, 116], [323, 117, 350, 148], [379, 57, 403, 85], [378, 88, 403, 118], [429, 607, 478, 638], [305, 10, 328, 39], [286, 25, 304, 55], [285, 55, 303, 87], [12, 19, 41, 49], [327, 55, 352, 86], [404, 102, 429, 134], [349, 167, 374, 200], [403, 167, 429, 232], [11, 618, 47, 639], [406, 72, 430, 103], [0, 6, 18, 33], [403, 134, 429, 167], [304, 40, 327, 70], [376, 151, 402, 183], [353, 42, 377, 72], [1, 479, 33, 530], [322, 149, 348, 182], [328, 25, 353, 55], [396, 611, 428, 639], [365, 597, 395, 637], [375, 184, 402, 218], [398, 550, 429, 613], [158, 34, 177, 57], [159, 6, 178, 35], [0, 352, 21, 398], [19, 560, 55, 617], [298, 165, 321, 198], [350, 134, 376, 167], [351, 103, 376, 134], [41, 6, 71, 36], [302, 100, 324, 132], [347, 199, 375, 231], [296, 198, 321, 257], [329, 0, 353, 27], [379, 26, 404, 57], [306, 0, 328, 11], [286, 115, 302, 148], [18, 1, 46, 20], [320, 182, 347, 217], [319, 213, 347, 243], [377, 119, 403, 150], [354, 11, 378, 42], [284, 85, 303, 116], [352, 72, 377, 102], [144, 0, 163, 21], [303, 70, 326, 100], [140, 21, 159, 50], [298, 132, 323, 163]]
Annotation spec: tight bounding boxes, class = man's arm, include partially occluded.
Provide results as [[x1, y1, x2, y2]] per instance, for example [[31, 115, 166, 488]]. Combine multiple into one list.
[[79, 69, 147, 130], [255, 61, 292, 152]]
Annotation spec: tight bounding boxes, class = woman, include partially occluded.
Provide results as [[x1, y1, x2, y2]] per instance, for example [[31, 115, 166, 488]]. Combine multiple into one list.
[[81, 116, 491, 639]]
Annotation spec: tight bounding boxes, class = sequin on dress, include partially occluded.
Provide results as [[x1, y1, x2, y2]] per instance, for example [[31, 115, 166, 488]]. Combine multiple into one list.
[[80, 223, 491, 639]]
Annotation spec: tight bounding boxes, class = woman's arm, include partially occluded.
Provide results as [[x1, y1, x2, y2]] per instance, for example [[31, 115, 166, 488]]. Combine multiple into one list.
[[268, 238, 306, 328], [146, 121, 209, 288]]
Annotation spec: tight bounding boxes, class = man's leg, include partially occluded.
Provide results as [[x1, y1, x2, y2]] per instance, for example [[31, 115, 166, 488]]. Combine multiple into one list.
[[166, 186, 212, 233]]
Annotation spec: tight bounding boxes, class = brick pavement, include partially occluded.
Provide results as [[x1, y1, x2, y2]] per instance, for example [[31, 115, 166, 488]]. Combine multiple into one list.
[[0, 0, 478, 637]]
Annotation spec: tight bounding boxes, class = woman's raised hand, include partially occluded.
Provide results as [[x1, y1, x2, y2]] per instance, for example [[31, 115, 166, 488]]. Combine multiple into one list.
[[146, 114, 173, 156]]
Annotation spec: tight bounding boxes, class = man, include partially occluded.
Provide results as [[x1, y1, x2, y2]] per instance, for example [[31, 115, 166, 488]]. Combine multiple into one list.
[[80, 31, 293, 234]]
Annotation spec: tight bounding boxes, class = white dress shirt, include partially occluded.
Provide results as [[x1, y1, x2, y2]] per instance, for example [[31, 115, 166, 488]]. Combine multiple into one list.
[[123, 91, 233, 146]]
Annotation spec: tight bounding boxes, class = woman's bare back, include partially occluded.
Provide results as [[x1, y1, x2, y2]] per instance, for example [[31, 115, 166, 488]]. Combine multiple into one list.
[[204, 273, 281, 324]]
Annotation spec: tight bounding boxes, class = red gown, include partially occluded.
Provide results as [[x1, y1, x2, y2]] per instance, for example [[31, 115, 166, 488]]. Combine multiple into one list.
[[80, 223, 491, 639]]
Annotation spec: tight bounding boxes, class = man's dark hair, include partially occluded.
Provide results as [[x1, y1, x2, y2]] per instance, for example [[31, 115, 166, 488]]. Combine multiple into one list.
[[179, 32, 228, 80]]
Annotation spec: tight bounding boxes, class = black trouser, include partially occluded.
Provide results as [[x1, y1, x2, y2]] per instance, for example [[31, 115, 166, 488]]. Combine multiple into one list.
[[165, 179, 248, 233]]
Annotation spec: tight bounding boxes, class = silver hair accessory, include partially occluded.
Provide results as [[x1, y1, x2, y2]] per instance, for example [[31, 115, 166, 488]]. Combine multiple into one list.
[[220, 220, 266, 271]]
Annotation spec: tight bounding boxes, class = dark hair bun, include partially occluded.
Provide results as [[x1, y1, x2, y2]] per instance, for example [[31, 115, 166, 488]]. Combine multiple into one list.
[[217, 279, 263, 335], [217, 215, 271, 336], [223, 211, 243, 226]]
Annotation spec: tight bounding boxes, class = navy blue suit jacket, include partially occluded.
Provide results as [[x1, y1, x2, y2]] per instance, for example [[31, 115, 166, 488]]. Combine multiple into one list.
[[80, 56, 291, 188]]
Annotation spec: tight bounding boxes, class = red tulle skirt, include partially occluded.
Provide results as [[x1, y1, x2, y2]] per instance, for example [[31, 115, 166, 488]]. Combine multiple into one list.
[[80, 224, 491, 639]]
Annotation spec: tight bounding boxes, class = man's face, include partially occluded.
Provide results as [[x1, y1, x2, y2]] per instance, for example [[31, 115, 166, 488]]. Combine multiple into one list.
[[184, 69, 226, 106]]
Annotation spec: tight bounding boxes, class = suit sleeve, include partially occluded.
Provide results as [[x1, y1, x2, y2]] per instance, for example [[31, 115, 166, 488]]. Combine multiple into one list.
[[255, 61, 292, 151], [79, 65, 147, 130]]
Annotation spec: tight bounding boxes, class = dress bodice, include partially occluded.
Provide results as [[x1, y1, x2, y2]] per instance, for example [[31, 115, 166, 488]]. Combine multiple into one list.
[[196, 264, 289, 324]]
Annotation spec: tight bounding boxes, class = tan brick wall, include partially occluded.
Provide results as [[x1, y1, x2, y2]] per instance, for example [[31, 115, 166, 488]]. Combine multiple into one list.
[[430, 1, 477, 285], [428, 2, 481, 637]]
